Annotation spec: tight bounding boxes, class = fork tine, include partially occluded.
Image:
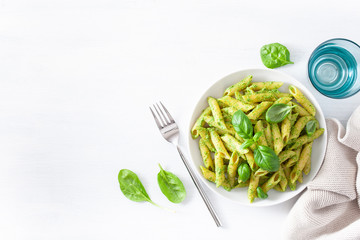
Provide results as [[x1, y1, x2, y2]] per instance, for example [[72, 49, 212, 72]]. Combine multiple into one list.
[[156, 102, 171, 124], [160, 102, 175, 123], [153, 104, 166, 127], [149, 107, 163, 129]]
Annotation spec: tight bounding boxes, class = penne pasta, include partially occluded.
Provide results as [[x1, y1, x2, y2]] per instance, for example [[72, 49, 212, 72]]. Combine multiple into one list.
[[284, 166, 296, 191], [281, 113, 292, 144], [290, 128, 324, 150], [303, 153, 311, 175], [209, 128, 231, 159], [279, 150, 296, 164], [278, 167, 288, 192], [249, 81, 283, 91], [203, 116, 235, 135], [214, 152, 226, 187], [289, 116, 313, 141], [221, 134, 249, 155], [273, 96, 293, 105], [208, 97, 227, 130], [200, 165, 216, 182], [224, 75, 253, 96], [243, 92, 277, 103], [297, 172, 303, 183], [289, 112, 299, 129], [248, 172, 260, 203], [199, 138, 215, 171], [197, 127, 216, 152], [234, 91, 243, 101], [254, 168, 269, 177], [244, 150, 257, 171], [290, 142, 313, 183], [221, 106, 238, 116], [290, 102, 311, 117], [263, 121, 274, 150], [254, 120, 268, 147], [271, 122, 284, 155], [191, 107, 212, 139], [228, 152, 241, 187], [247, 101, 273, 120], [261, 171, 281, 193], [218, 96, 255, 112], [273, 184, 284, 192], [289, 85, 316, 116], [200, 166, 232, 191], [284, 147, 302, 168]]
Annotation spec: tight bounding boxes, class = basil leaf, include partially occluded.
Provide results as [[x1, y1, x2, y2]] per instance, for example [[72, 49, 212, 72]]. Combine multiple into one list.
[[266, 103, 294, 123], [257, 187, 268, 199], [254, 145, 280, 172], [118, 169, 158, 206], [306, 119, 317, 136], [232, 110, 253, 139], [238, 163, 251, 182], [157, 164, 186, 204], [240, 139, 255, 150], [260, 43, 294, 69], [253, 131, 263, 142]]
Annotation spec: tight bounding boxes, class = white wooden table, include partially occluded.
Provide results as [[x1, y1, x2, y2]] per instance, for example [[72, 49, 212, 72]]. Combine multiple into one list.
[[0, 0, 359, 239]]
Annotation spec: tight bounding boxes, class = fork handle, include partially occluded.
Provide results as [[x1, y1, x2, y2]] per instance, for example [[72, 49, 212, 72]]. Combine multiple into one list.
[[176, 146, 222, 227]]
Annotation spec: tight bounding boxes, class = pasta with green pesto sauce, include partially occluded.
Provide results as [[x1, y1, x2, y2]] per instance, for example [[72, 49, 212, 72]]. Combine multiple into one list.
[[191, 75, 324, 203]]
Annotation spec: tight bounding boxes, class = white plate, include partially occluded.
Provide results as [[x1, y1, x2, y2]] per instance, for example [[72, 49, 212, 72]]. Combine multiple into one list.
[[187, 68, 327, 206]]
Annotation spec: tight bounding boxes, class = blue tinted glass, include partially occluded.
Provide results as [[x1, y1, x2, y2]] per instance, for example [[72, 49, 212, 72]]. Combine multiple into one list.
[[308, 38, 360, 99]]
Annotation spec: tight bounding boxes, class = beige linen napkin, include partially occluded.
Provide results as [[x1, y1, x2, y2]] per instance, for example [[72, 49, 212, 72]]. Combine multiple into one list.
[[283, 105, 360, 240]]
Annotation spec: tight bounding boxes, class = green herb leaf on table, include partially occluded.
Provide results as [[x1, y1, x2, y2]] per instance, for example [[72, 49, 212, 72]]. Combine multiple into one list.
[[232, 110, 253, 139], [266, 103, 295, 123], [118, 169, 160, 207], [238, 162, 251, 182], [157, 164, 186, 204], [306, 119, 317, 136], [254, 145, 280, 172], [260, 43, 294, 69], [257, 187, 268, 199]]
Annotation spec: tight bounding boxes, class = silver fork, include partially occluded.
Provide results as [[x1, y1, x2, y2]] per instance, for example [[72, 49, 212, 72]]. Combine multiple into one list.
[[150, 102, 222, 227]]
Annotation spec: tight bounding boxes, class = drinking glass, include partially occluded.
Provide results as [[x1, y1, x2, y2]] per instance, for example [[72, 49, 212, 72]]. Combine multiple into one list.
[[308, 38, 360, 98]]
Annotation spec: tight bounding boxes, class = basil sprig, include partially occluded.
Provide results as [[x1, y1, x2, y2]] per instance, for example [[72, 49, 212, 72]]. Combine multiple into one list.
[[232, 109, 253, 139], [238, 162, 251, 182], [240, 138, 255, 150], [257, 187, 268, 199], [233, 110, 280, 172], [254, 145, 280, 172], [305, 119, 317, 136], [265, 103, 295, 123]]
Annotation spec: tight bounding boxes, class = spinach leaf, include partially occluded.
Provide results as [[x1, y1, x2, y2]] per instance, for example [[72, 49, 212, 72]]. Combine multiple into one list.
[[254, 145, 280, 172], [257, 187, 268, 199], [266, 103, 294, 123], [260, 43, 294, 69], [238, 163, 251, 182], [118, 169, 159, 207], [157, 164, 186, 204], [232, 110, 253, 139], [306, 119, 317, 136]]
